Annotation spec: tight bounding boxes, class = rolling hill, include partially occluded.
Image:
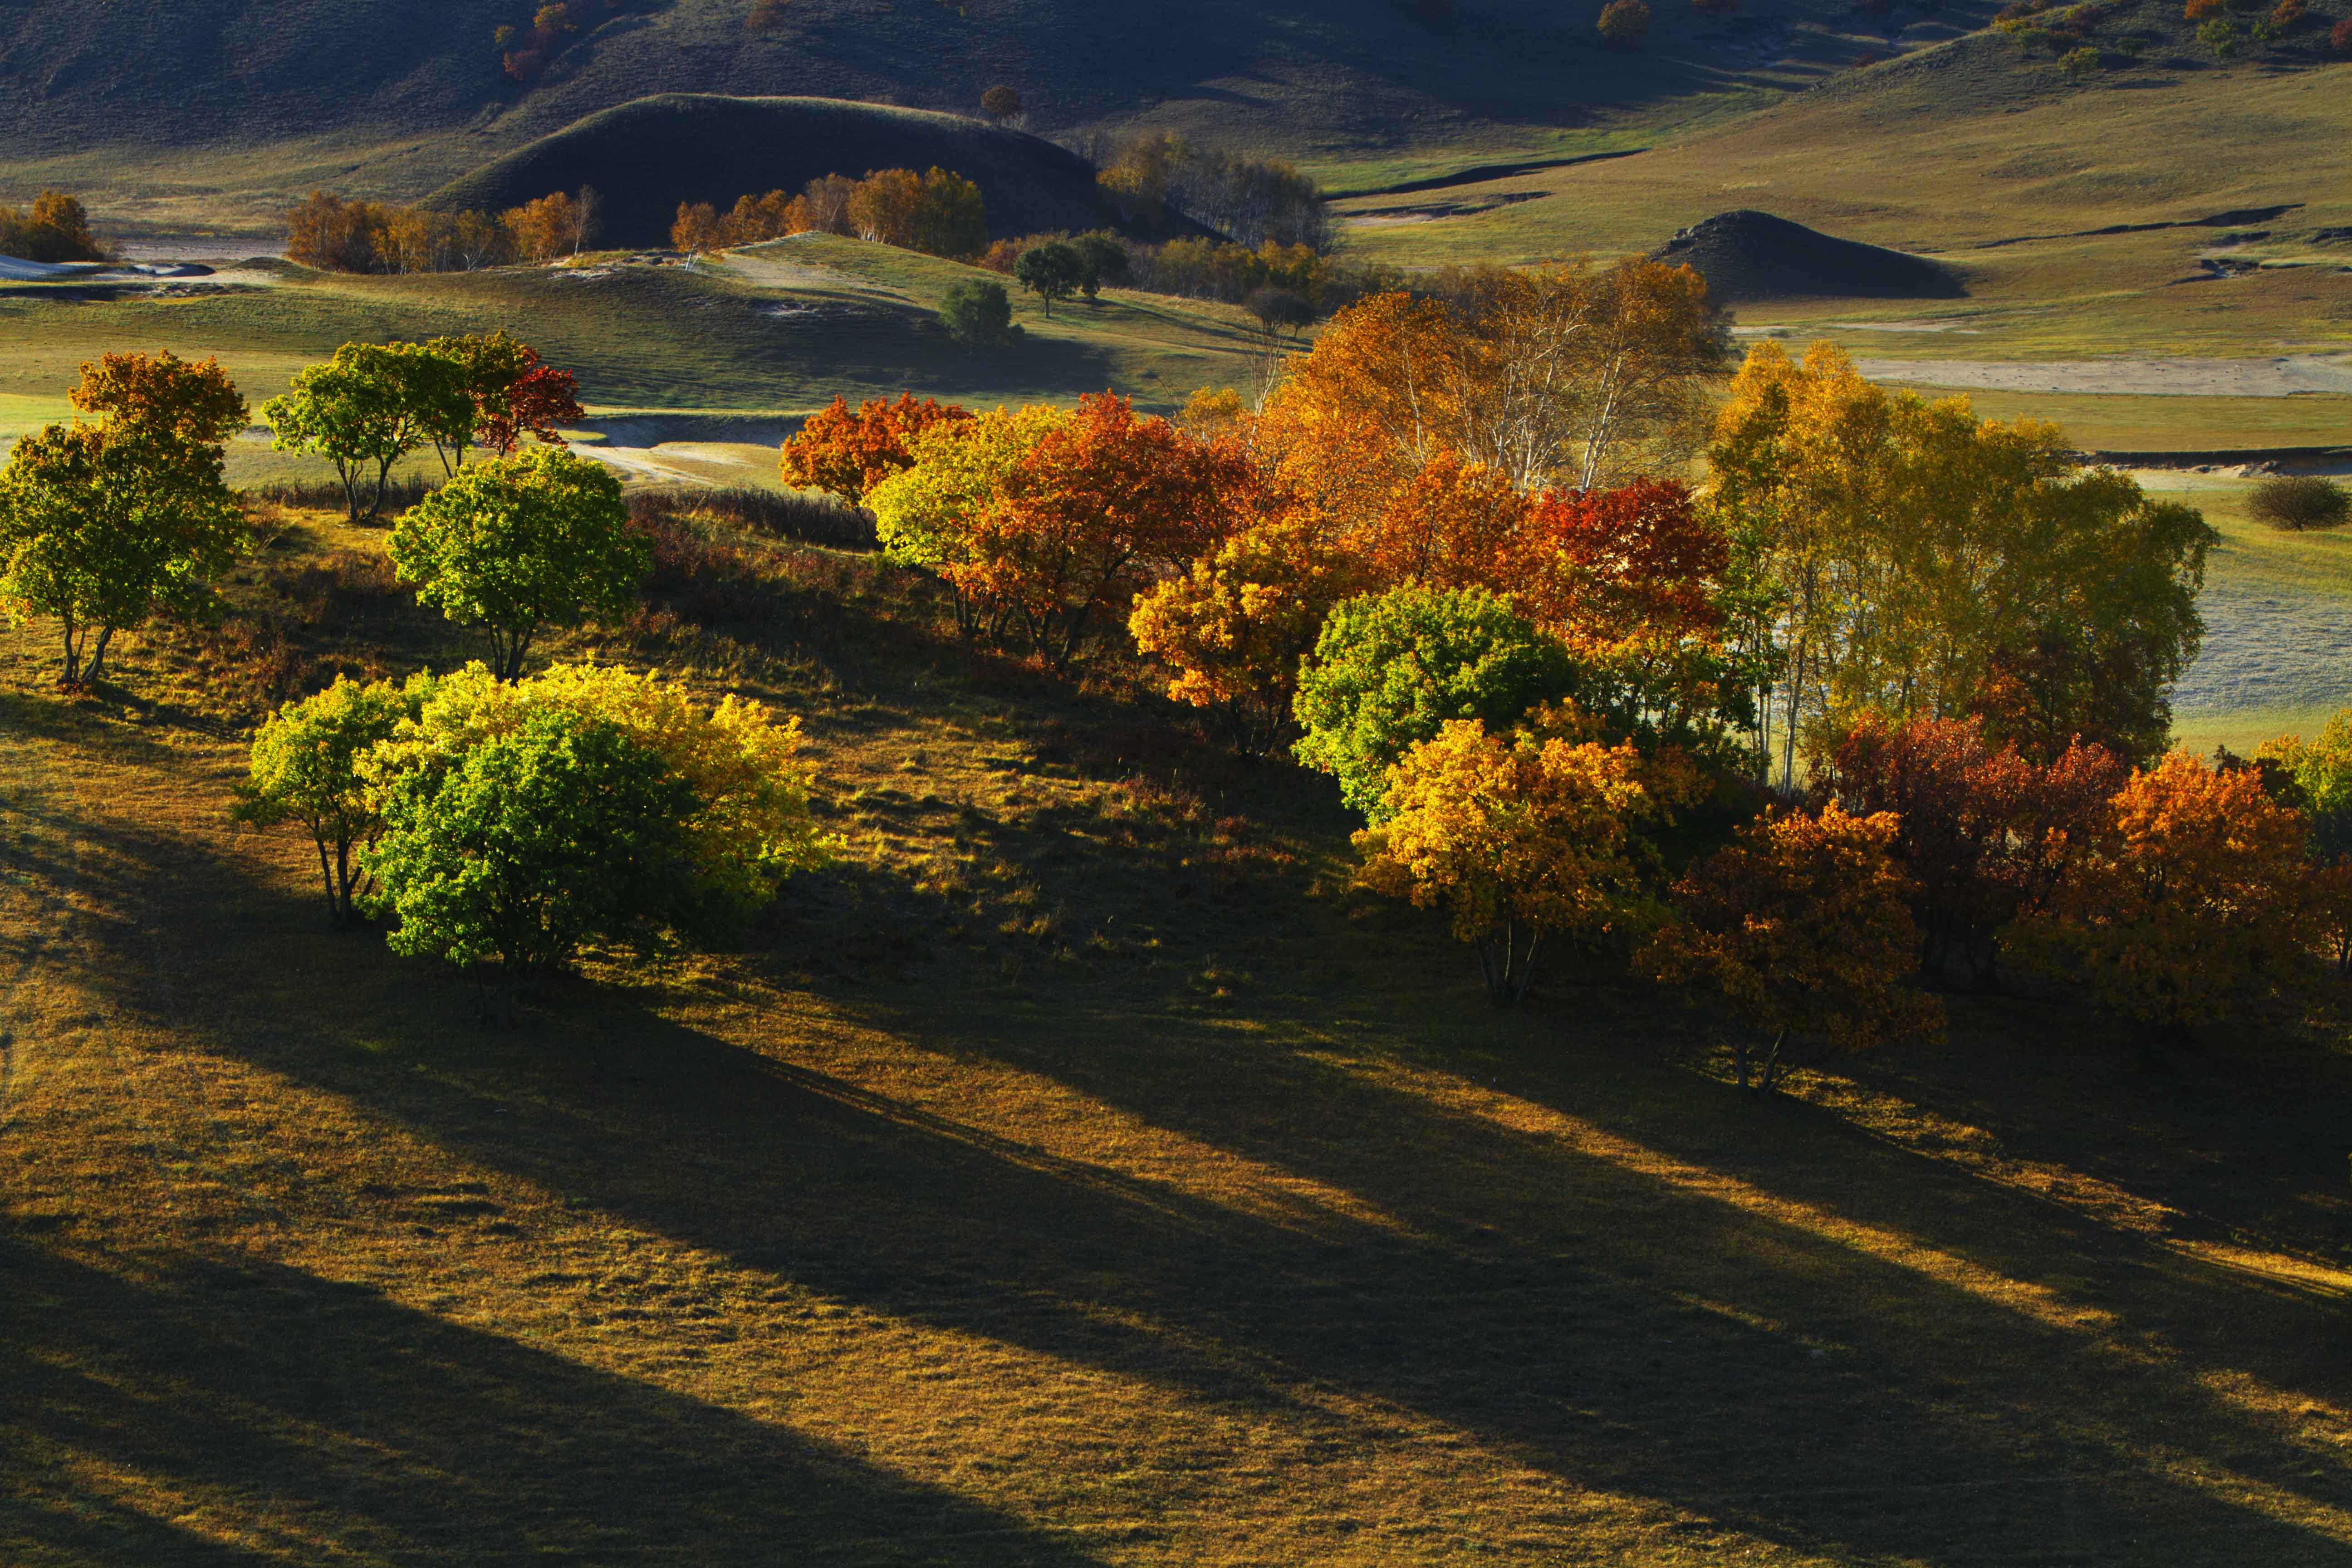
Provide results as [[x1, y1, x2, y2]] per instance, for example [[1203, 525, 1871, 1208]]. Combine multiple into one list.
[[423, 96, 1209, 249]]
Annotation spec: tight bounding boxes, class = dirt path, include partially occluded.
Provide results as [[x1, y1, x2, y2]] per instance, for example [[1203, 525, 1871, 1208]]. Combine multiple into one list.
[[1857, 356, 2352, 397]]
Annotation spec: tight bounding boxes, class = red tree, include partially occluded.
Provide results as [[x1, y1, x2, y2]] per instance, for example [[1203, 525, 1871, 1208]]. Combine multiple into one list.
[[779, 393, 973, 502]]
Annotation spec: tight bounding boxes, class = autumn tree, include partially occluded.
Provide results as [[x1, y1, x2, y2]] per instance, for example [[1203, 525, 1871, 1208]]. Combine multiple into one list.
[[1360, 706, 1697, 1002], [0, 190, 111, 263], [844, 167, 987, 258], [2019, 752, 2308, 1043], [233, 674, 423, 921], [286, 192, 392, 272], [0, 352, 249, 686], [980, 84, 1023, 121], [1707, 341, 2215, 784], [263, 343, 472, 520], [779, 393, 975, 502], [1293, 584, 1579, 819], [951, 393, 1244, 667], [365, 661, 834, 937], [427, 331, 583, 460], [389, 447, 647, 677], [1015, 241, 1087, 316], [502, 191, 587, 265], [2259, 715, 2352, 974], [1645, 804, 1942, 1091], [1814, 712, 2126, 984], [671, 201, 725, 258], [866, 404, 1068, 636], [1598, 0, 1652, 41]]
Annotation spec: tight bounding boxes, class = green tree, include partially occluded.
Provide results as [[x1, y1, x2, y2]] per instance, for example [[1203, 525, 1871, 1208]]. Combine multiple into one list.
[[0, 352, 249, 686], [232, 674, 421, 921], [262, 342, 472, 521], [1073, 232, 1130, 298], [1293, 584, 1580, 820], [389, 446, 646, 678], [365, 706, 702, 974], [420, 331, 538, 472], [1014, 241, 1087, 317], [939, 278, 1013, 350]]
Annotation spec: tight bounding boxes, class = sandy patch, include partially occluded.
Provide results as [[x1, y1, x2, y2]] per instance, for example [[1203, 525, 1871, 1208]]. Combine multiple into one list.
[[1857, 356, 2352, 397]]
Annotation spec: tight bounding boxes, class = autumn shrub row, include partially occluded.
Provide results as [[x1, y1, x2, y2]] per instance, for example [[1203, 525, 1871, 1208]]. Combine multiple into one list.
[[0, 191, 111, 264], [670, 168, 986, 260], [285, 187, 603, 273]]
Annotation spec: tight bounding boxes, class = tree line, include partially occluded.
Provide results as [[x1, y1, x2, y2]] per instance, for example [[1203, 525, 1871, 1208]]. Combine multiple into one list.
[[0, 191, 111, 264], [285, 188, 602, 273], [670, 167, 986, 260], [768, 264, 2309, 1080]]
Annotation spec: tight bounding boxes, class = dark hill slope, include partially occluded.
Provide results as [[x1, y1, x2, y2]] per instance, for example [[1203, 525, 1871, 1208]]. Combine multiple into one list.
[[1655, 210, 1964, 300], [426, 96, 1202, 247], [0, 0, 2001, 172]]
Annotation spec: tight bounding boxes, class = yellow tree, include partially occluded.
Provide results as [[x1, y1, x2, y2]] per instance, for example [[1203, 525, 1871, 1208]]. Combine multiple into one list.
[[1643, 803, 1942, 1091], [2021, 751, 2310, 1041], [1357, 705, 1698, 1003], [866, 404, 1068, 637]]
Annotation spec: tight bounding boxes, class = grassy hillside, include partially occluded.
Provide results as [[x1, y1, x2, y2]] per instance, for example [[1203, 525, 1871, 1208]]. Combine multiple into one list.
[[424, 96, 1208, 250], [0, 237, 1275, 485], [5, 505, 2352, 1563]]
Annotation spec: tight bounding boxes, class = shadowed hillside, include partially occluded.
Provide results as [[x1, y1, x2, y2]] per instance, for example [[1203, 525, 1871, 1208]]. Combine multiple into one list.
[[425, 96, 1211, 248]]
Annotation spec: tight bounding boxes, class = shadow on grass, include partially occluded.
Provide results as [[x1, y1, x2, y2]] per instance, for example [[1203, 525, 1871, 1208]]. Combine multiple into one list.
[[0, 1237, 1113, 1566], [19, 718, 2352, 1568]]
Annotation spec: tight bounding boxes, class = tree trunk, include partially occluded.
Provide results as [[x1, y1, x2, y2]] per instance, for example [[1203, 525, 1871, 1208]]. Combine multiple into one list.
[[314, 835, 341, 921], [83, 626, 115, 685]]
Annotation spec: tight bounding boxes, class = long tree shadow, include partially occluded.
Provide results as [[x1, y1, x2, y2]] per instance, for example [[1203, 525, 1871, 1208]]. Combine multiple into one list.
[[0, 1237, 1113, 1566], [25, 785, 2352, 1568]]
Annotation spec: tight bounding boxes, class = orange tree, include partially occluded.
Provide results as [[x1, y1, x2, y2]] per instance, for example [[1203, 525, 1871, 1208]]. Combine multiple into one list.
[[952, 393, 1244, 668], [779, 393, 974, 502], [1358, 705, 1700, 1004], [2019, 751, 2309, 1043], [1815, 712, 2126, 985], [1643, 803, 1941, 1092]]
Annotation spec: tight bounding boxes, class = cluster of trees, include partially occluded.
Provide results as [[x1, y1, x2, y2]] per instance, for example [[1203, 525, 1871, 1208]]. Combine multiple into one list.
[[492, 0, 647, 82], [670, 168, 985, 260], [285, 188, 599, 273], [0, 352, 248, 685], [1082, 133, 1333, 251], [262, 331, 584, 521], [0, 190, 111, 264], [0, 337, 593, 692], [236, 660, 831, 970]]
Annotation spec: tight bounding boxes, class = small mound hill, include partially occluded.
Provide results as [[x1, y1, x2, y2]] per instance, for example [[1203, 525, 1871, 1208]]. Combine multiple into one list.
[[424, 96, 1201, 248], [1654, 210, 1964, 301]]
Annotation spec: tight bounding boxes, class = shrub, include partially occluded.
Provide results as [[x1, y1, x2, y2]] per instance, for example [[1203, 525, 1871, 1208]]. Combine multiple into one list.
[[389, 446, 646, 677], [368, 706, 704, 974], [2249, 475, 2351, 531], [2334, 14, 2352, 47], [1293, 584, 1581, 820], [2062, 44, 2102, 74], [369, 661, 832, 940], [2183, 0, 2222, 19], [233, 675, 422, 921], [980, 84, 1022, 121], [1597, 0, 1651, 41], [1359, 706, 1698, 1003], [1644, 804, 1943, 1092], [941, 278, 1014, 349], [2197, 16, 2241, 50]]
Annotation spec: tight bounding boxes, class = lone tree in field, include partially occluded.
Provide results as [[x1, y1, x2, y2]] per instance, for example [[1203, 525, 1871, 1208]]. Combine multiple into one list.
[[389, 446, 647, 678], [1014, 240, 1087, 317], [940, 277, 1014, 350], [2249, 475, 2349, 532], [980, 84, 1022, 122], [0, 351, 248, 686], [1245, 285, 1314, 338], [233, 674, 420, 921], [263, 342, 472, 521], [1644, 804, 1943, 1092]]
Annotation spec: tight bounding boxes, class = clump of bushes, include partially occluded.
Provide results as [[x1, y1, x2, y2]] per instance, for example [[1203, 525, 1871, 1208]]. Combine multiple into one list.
[[671, 167, 985, 260], [2249, 474, 2351, 531], [1598, 0, 1652, 42], [0, 191, 111, 263]]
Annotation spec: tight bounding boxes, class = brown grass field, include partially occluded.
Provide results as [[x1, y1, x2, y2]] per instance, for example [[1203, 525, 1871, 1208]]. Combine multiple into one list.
[[4, 505, 2352, 1563]]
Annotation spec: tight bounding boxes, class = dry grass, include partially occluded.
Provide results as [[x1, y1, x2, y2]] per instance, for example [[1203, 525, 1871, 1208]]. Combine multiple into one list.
[[5, 516, 2352, 1563]]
